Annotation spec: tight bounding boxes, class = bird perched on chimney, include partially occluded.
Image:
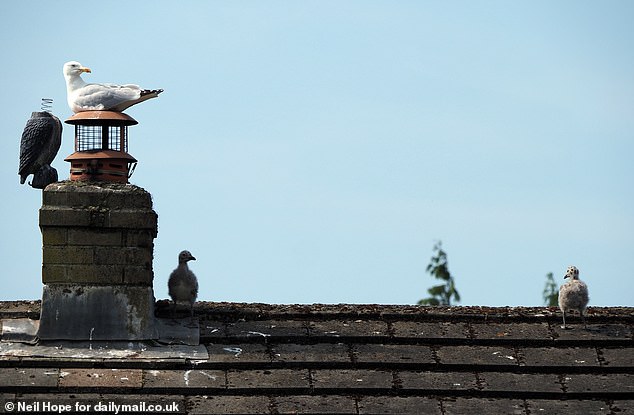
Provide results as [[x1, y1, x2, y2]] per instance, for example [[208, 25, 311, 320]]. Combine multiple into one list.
[[19, 111, 62, 189], [558, 265, 589, 329], [168, 250, 198, 318], [63, 61, 163, 113]]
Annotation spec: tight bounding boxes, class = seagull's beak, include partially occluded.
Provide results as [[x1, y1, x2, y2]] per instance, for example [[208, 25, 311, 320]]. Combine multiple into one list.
[[81, 67, 92, 73]]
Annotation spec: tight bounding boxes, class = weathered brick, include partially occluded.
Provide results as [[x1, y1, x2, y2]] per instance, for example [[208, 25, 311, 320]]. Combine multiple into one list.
[[521, 347, 599, 367], [0, 368, 59, 387], [42, 264, 69, 283], [199, 322, 226, 338], [41, 228, 68, 245], [43, 246, 93, 265], [553, 324, 632, 341], [276, 395, 358, 414], [610, 401, 634, 413], [227, 369, 310, 389], [42, 250, 152, 284], [65, 264, 124, 284], [391, 321, 469, 340], [471, 323, 550, 340], [44, 182, 153, 210], [123, 266, 153, 285], [42, 188, 70, 206], [123, 230, 155, 248], [65, 189, 105, 207], [398, 371, 477, 391], [40, 205, 116, 228], [42, 182, 103, 207], [109, 209, 157, 231], [94, 247, 152, 266], [601, 347, 634, 367], [308, 320, 389, 338], [354, 344, 434, 364], [526, 399, 612, 414], [442, 398, 527, 415], [564, 373, 634, 393], [100, 191, 153, 210], [206, 344, 271, 363], [272, 343, 351, 363], [311, 370, 393, 390], [225, 320, 309, 340], [436, 345, 519, 366], [359, 396, 440, 414], [188, 396, 272, 414], [479, 373, 561, 393], [93, 246, 125, 265], [68, 229, 122, 246], [143, 369, 225, 389], [58, 368, 142, 388], [47, 221, 156, 248], [39, 207, 91, 227]]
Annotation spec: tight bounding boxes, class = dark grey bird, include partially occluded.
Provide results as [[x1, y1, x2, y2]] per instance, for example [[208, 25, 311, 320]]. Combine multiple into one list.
[[558, 265, 589, 329], [18, 111, 62, 189], [168, 250, 199, 318], [30, 164, 58, 189]]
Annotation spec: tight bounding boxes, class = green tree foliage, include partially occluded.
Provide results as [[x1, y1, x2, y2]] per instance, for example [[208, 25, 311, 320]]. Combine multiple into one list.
[[418, 241, 461, 306], [542, 272, 559, 306]]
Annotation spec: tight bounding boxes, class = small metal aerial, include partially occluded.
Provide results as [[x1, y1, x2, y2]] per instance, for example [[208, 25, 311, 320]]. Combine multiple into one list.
[[41, 98, 54, 113]]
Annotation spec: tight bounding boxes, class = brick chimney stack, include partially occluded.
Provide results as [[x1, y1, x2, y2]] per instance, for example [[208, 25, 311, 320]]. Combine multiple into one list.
[[37, 181, 158, 340]]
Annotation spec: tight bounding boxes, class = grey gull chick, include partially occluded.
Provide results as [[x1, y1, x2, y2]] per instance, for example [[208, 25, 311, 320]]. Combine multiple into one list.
[[63, 61, 163, 113], [19, 111, 62, 188], [168, 250, 198, 318], [558, 265, 589, 329]]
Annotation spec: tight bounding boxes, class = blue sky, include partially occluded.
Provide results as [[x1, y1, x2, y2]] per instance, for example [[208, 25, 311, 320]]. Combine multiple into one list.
[[1, 1, 632, 306]]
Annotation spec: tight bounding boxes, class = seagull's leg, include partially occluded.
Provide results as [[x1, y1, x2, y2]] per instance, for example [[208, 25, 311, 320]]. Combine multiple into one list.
[[561, 310, 567, 329], [581, 309, 587, 329], [187, 302, 196, 327]]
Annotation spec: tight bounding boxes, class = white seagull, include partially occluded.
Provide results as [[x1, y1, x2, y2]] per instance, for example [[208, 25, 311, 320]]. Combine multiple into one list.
[[558, 265, 589, 329], [63, 61, 163, 113]]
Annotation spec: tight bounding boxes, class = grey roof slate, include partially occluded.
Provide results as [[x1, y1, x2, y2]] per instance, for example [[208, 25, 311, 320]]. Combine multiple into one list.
[[1, 301, 633, 414]]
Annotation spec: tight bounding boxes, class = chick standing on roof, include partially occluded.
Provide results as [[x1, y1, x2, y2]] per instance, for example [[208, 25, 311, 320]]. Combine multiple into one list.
[[558, 266, 589, 329], [168, 250, 198, 318]]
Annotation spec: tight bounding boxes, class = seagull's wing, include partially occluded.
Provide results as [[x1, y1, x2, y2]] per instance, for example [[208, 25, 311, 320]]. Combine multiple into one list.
[[167, 269, 178, 298], [72, 82, 142, 111], [191, 271, 199, 295]]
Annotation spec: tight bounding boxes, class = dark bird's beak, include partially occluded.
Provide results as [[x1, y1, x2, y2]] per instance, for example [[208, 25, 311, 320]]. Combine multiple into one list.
[[563, 274, 569, 279], [190, 255, 196, 261]]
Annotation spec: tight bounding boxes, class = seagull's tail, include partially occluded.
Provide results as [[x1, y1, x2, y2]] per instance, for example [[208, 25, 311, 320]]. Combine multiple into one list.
[[111, 89, 164, 112], [141, 89, 164, 98]]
